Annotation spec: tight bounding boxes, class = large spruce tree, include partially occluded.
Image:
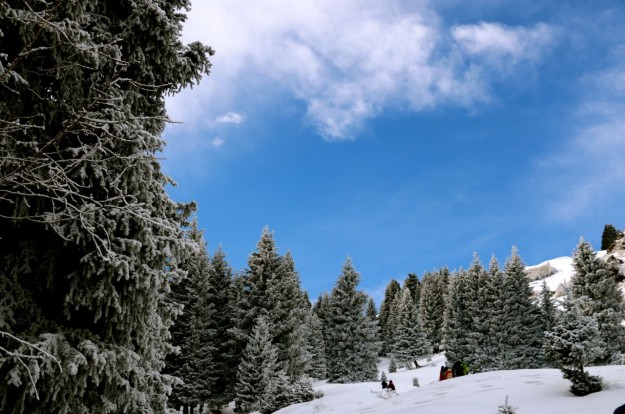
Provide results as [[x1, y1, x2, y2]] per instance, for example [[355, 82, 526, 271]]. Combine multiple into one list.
[[379, 279, 401, 354], [165, 223, 217, 413], [0, 1, 211, 413], [419, 268, 449, 353], [203, 246, 237, 409], [570, 238, 625, 361], [390, 288, 431, 368], [544, 293, 604, 396], [325, 258, 380, 383], [498, 248, 545, 369], [443, 268, 472, 364], [234, 316, 283, 413]]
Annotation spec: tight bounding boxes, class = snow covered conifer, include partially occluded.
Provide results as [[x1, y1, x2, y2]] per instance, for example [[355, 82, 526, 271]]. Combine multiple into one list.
[[230, 228, 282, 373], [265, 251, 312, 378], [445, 256, 485, 371], [388, 357, 397, 373], [403, 273, 421, 305], [544, 293, 604, 396], [306, 312, 327, 379], [234, 316, 282, 413], [390, 288, 431, 369], [471, 256, 503, 371], [571, 238, 625, 361], [165, 223, 218, 412], [419, 268, 450, 353], [203, 246, 237, 408], [0, 1, 212, 412], [325, 258, 380, 383], [538, 280, 557, 333], [498, 248, 545, 369], [366, 297, 378, 322], [379, 279, 401, 354], [443, 269, 473, 364]]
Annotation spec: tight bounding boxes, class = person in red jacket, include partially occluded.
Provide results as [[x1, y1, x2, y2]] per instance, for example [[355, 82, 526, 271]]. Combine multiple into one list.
[[388, 380, 395, 391], [439, 366, 449, 381]]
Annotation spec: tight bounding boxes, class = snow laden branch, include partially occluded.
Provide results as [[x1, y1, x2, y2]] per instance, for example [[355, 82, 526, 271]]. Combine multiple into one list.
[[0, 330, 62, 401]]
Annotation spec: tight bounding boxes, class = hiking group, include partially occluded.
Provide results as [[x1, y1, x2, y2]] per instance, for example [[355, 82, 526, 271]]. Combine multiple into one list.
[[439, 361, 468, 381], [381, 379, 395, 391]]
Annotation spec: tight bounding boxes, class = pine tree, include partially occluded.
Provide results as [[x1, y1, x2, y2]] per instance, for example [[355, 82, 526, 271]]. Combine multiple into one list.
[[419, 268, 449, 353], [265, 251, 311, 379], [571, 238, 625, 361], [313, 291, 331, 368], [379, 279, 401, 354], [204, 246, 237, 409], [324, 258, 380, 383], [471, 256, 502, 371], [230, 228, 283, 373], [461, 255, 488, 371], [388, 357, 397, 373], [497, 248, 545, 369], [165, 223, 217, 412], [443, 269, 473, 364], [366, 297, 378, 321], [0, 1, 212, 412], [385, 290, 401, 353], [234, 316, 283, 413], [403, 273, 421, 305], [306, 312, 327, 379], [538, 280, 557, 333], [390, 288, 431, 369], [165, 249, 197, 412], [544, 293, 604, 396]]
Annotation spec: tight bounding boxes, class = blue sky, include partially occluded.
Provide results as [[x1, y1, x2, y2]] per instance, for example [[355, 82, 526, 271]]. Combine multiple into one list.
[[162, 0, 625, 305]]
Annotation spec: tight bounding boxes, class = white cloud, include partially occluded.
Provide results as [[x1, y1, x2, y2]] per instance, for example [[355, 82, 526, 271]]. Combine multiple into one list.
[[166, 1, 555, 141], [451, 22, 554, 63], [211, 137, 225, 147], [215, 112, 245, 125]]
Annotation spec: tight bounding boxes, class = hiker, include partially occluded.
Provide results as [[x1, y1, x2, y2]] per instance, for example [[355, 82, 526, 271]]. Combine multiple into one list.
[[439, 366, 449, 381], [452, 361, 464, 377], [615, 404, 625, 414], [381, 379, 388, 389], [388, 380, 395, 391]]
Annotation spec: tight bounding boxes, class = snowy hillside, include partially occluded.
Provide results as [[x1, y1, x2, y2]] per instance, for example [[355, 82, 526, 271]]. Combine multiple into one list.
[[276, 355, 625, 414], [527, 250, 625, 298]]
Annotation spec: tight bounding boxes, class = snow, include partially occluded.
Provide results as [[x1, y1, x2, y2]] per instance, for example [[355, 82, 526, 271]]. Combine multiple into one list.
[[275, 354, 625, 414], [527, 256, 576, 294]]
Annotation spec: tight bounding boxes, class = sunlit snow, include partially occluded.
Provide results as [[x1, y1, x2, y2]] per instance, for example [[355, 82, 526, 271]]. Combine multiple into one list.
[[275, 354, 625, 414]]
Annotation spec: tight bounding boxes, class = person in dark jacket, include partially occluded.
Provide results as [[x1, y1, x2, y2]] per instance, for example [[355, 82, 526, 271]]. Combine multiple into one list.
[[614, 404, 625, 414], [452, 361, 465, 377], [381, 379, 388, 389]]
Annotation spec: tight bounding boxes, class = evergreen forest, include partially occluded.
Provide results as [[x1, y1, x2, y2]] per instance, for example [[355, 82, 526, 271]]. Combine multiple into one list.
[[1, 1, 625, 413]]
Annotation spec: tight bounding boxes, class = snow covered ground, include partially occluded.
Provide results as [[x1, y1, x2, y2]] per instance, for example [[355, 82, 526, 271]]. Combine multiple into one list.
[[276, 355, 625, 414]]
